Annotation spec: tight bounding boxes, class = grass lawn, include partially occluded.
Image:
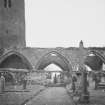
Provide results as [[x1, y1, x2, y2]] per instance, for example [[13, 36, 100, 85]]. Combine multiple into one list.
[[0, 84, 45, 105]]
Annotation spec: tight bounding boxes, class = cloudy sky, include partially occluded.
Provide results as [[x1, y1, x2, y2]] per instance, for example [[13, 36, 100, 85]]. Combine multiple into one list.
[[25, 0, 105, 48]]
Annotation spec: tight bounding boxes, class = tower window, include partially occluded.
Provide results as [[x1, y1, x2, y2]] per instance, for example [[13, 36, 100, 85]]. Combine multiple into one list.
[[4, 0, 7, 8], [8, 0, 11, 8], [4, 0, 11, 8]]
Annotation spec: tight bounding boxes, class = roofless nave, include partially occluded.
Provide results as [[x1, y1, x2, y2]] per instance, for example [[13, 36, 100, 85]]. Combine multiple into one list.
[[0, 0, 104, 72], [0, 0, 105, 104]]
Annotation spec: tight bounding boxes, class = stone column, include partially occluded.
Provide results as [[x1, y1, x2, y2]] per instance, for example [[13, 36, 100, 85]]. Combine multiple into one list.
[[78, 40, 90, 103], [0, 73, 5, 94], [79, 66, 89, 103]]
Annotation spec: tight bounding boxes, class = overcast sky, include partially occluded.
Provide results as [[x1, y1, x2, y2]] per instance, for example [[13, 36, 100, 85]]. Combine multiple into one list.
[[25, 0, 105, 48]]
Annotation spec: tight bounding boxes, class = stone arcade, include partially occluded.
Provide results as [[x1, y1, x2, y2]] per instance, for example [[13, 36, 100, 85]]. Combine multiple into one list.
[[0, 0, 105, 103]]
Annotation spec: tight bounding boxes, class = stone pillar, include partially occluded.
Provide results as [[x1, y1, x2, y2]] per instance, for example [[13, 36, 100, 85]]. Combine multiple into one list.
[[78, 40, 90, 103], [0, 73, 5, 94], [23, 73, 27, 89], [79, 66, 89, 103]]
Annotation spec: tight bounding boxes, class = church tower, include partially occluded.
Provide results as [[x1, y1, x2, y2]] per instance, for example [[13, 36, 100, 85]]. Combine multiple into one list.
[[0, 0, 26, 49]]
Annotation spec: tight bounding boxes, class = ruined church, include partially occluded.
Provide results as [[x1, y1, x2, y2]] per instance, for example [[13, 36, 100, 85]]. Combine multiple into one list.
[[0, 0, 105, 73]]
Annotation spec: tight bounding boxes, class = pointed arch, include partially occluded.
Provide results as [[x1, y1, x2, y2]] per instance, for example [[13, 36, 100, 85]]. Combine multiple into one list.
[[84, 50, 105, 70], [44, 63, 63, 71], [0, 50, 33, 70], [36, 51, 72, 72]]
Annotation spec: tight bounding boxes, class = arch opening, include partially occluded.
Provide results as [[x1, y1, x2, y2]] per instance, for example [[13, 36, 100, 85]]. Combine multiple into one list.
[[0, 54, 30, 69], [0, 51, 32, 70], [84, 51, 104, 71], [0, 51, 33, 83], [35, 51, 72, 86], [36, 51, 72, 72], [43, 63, 70, 85], [84, 51, 105, 90], [44, 63, 63, 71]]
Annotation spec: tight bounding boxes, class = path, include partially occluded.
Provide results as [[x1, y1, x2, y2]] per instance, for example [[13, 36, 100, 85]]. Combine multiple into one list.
[[26, 87, 75, 105]]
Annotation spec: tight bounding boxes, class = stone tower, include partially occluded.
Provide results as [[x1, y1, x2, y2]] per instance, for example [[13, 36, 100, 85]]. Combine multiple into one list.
[[0, 0, 26, 49]]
